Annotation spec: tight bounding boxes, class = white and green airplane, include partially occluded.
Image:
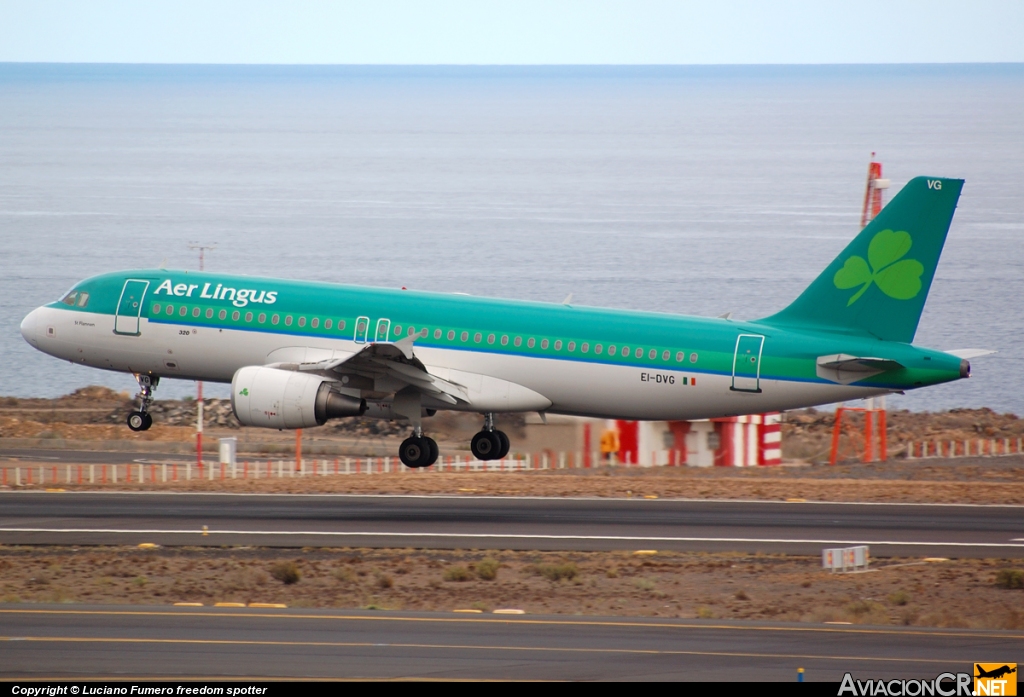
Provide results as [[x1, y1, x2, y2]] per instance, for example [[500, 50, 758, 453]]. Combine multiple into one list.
[[21, 176, 987, 467]]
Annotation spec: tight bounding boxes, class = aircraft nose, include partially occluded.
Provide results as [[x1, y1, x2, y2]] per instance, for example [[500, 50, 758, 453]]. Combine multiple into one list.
[[20, 306, 46, 347]]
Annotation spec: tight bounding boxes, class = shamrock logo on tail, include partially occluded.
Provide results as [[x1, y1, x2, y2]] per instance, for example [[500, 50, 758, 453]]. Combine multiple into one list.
[[833, 229, 924, 306]]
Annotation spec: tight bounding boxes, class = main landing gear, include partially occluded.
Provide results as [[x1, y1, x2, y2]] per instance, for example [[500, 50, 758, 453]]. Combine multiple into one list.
[[471, 412, 510, 461], [399, 428, 439, 469], [127, 374, 158, 432]]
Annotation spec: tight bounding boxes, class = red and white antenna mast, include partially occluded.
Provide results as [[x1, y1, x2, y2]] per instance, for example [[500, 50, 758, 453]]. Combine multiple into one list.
[[860, 153, 890, 228], [187, 242, 215, 472]]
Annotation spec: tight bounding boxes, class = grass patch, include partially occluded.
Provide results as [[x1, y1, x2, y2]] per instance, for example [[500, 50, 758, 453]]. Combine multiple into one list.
[[270, 561, 301, 585]]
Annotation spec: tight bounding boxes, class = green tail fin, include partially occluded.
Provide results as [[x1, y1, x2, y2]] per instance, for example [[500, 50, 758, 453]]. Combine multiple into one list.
[[761, 176, 963, 343]]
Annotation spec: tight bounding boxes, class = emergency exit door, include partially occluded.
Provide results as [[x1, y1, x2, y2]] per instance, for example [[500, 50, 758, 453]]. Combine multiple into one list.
[[114, 279, 149, 336], [731, 334, 765, 393]]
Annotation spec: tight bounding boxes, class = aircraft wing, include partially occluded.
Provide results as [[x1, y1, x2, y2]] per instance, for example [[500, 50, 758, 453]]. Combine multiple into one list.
[[816, 354, 905, 385], [264, 335, 551, 413], [287, 335, 469, 405]]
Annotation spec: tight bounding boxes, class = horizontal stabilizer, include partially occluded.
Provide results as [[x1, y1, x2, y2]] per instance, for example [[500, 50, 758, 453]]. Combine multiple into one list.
[[944, 348, 996, 359], [816, 354, 905, 385]]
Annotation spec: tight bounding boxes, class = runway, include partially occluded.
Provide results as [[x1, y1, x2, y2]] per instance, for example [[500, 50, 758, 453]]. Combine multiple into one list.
[[2, 604, 1019, 680], [1, 491, 1022, 557]]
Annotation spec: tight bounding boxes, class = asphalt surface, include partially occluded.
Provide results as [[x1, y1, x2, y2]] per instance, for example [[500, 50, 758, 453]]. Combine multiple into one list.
[[2, 604, 1019, 680], [1, 491, 1022, 557]]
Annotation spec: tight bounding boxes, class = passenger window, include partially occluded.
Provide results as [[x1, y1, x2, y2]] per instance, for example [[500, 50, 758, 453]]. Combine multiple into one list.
[[232, 311, 240, 321], [338, 320, 346, 330], [690, 352, 698, 363], [76, 292, 89, 308], [206, 308, 214, 319], [218, 309, 226, 320], [193, 307, 201, 318], [272, 314, 279, 325], [460, 331, 468, 342], [285, 316, 293, 326], [179, 306, 187, 317], [609, 346, 617, 356], [244, 312, 253, 322], [568, 341, 575, 352], [434, 329, 442, 339], [637, 348, 644, 358], [514, 337, 522, 347], [554, 340, 562, 350], [662, 350, 669, 361], [311, 318, 319, 329], [474, 332, 482, 343], [298, 317, 306, 327], [527, 338, 535, 348], [325, 319, 332, 330], [394, 325, 402, 336], [581, 342, 589, 353], [501, 335, 508, 346], [595, 344, 603, 354], [168, 305, 175, 316], [153, 304, 161, 314], [487, 333, 495, 344], [447, 330, 455, 340], [676, 351, 684, 362], [258, 313, 266, 324]]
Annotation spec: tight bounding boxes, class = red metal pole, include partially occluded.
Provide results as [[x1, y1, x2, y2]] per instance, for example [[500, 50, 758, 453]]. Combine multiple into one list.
[[829, 408, 844, 465]]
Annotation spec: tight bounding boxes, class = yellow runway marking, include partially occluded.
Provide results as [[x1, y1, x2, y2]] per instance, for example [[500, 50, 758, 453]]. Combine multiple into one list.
[[0, 635, 978, 665], [1, 608, 1021, 641]]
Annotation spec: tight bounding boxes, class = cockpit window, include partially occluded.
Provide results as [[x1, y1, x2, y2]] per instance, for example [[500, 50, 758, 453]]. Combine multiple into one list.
[[76, 292, 89, 308], [61, 291, 78, 306]]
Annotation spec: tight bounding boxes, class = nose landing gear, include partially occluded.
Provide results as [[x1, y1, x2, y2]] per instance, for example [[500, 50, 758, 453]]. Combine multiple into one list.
[[471, 413, 510, 461], [127, 374, 158, 432]]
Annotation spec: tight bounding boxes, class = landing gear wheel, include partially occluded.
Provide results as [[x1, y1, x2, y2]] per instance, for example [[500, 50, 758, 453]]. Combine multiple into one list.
[[494, 430, 510, 460], [127, 411, 148, 432], [399, 436, 434, 468], [471, 430, 502, 461], [142, 413, 153, 430], [425, 437, 439, 467]]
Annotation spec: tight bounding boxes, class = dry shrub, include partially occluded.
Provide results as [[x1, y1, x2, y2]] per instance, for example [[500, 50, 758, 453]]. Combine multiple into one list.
[[443, 566, 471, 582], [734, 589, 749, 600], [888, 591, 910, 606], [532, 563, 578, 582], [696, 606, 714, 619], [995, 569, 1024, 589], [475, 558, 499, 581], [375, 572, 394, 589], [270, 561, 301, 585]]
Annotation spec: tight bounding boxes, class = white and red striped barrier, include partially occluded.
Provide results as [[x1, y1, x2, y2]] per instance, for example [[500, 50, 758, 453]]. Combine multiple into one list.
[[905, 437, 1023, 460]]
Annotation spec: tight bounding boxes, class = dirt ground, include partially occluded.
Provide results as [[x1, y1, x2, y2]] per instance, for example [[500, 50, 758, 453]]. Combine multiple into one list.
[[1, 546, 1021, 630]]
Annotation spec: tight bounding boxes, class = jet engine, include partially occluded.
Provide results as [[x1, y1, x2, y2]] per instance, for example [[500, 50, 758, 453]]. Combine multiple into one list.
[[231, 366, 365, 429]]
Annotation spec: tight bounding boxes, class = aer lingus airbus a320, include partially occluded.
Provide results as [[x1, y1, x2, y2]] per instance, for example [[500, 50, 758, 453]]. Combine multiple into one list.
[[21, 177, 989, 467]]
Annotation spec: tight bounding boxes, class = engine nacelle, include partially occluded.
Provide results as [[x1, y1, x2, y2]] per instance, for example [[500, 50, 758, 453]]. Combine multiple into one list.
[[231, 366, 365, 429]]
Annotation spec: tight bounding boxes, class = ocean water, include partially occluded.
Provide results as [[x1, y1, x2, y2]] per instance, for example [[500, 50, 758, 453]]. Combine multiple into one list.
[[1, 64, 1022, 413]]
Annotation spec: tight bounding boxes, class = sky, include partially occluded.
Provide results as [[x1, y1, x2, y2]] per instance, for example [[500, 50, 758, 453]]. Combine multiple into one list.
[[1, 0, 1022, 65]]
